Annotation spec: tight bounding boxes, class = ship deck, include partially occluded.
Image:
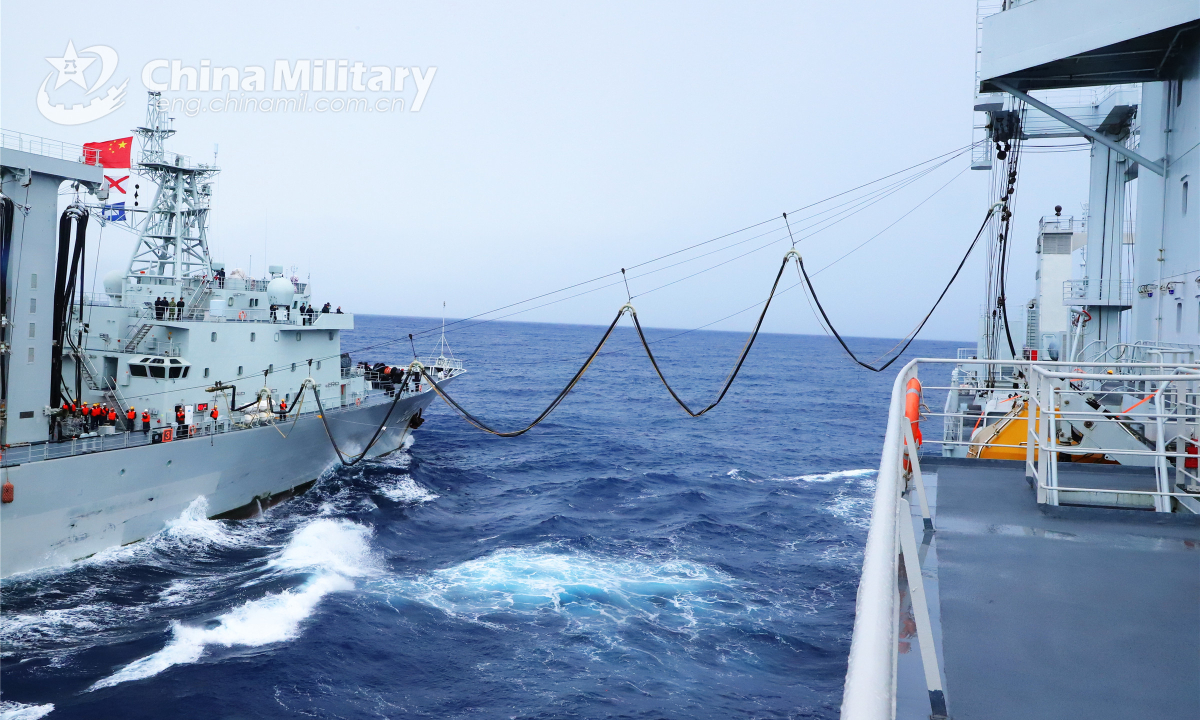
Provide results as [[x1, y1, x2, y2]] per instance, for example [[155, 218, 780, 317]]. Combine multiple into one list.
[[896, 457, 1200, 720]]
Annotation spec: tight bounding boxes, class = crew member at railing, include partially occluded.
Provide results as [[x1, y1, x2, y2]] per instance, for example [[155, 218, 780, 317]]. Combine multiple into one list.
[[141, 410, 151, 435], [321, 302, 331, 313], [210, 405, 219, 427], [126, 406, 136, 431], [155, 297, 165, 320], [277, 398, 288, 420], [336, 306, 343, 314], [175, 405, 186, 431]]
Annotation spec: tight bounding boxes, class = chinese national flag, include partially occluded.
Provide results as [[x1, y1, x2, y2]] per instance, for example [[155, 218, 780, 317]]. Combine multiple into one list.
[[83, 136, 133, 168]]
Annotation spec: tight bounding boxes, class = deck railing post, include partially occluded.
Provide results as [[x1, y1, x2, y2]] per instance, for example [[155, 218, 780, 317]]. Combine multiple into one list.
[[898, 496, 948, 719], [1047, 378, 1061, 505], [903, 422, 934, 531]]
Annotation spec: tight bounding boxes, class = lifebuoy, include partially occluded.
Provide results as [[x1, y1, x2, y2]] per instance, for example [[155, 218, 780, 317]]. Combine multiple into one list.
[[904, 378, 923, 446], [903, 377, 922, 472], [238, 310, 247, 320]]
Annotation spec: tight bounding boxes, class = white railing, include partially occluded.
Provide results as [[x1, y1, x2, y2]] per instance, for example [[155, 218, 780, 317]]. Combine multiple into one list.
[[1062, 278, 1134, 306], [1, 129, 101, 164], [841, 360, 918, 720], [842, 357, 1200, 719]]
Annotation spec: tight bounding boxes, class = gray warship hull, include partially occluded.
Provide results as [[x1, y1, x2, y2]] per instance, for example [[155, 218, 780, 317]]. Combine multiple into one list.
[[0, 386, 444, 578]]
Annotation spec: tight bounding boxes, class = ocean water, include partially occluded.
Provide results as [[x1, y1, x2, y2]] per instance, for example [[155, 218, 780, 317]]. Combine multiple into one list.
[[0, 315, 960, 719]]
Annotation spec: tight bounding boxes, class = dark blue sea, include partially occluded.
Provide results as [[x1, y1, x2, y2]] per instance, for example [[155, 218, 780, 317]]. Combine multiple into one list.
[[1, 316, 960, 719]]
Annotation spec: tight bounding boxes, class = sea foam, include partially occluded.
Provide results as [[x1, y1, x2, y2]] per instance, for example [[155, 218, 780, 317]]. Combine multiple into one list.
[[89, 518, 373, 691]]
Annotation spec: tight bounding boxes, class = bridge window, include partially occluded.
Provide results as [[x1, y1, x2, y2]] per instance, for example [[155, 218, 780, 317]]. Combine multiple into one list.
[[29, 298, 35, 313], [130, 364, 148, 377], [28, 323, 34, 338]]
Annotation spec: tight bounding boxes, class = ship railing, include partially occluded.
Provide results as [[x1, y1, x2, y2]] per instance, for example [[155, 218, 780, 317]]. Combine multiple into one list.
[[1062, 278, 1134, 306], [1, 389, 401, 467], [1, 129, 101, 164], [842, 357, 1200, 720]]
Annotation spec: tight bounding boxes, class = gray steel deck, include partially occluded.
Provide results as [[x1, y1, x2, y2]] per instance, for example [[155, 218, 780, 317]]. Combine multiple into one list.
[[906, 458, 1199, 720]]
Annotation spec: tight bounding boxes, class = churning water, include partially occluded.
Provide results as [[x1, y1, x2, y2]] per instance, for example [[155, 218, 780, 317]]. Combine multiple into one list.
[[0, 315, 958, 719]]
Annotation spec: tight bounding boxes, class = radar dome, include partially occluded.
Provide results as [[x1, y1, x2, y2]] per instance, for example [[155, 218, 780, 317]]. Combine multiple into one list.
[[103, 269, 124, 299], [266, 277, 295, 307]]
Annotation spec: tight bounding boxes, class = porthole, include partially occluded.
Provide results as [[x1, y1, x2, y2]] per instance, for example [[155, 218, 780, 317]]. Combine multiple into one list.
[[227, 297, 235, 307], [238, 365, 243, 375], [274, 332, 280, 342], [328, 331, 333, 341], [295, 332, 301, 341], [317, 360, 322, 370], [204, 368, 210, 378], [250, 332, 256, 342], [211, 332, 217, 342]]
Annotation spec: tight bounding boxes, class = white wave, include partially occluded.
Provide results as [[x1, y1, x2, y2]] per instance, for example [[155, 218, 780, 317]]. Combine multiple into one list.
[[377, 475, 438, 504], [391, 547, 742, 632], [0, 701, 55, 720], [824, 491, 874, 530], [773, 469, 875, 484], [89, 519, 373, 691]]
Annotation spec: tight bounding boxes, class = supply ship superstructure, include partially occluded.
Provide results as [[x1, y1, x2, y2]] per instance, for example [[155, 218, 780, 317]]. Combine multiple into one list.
[[842, 2, 1199, 719], [0, 93, 462, 577]]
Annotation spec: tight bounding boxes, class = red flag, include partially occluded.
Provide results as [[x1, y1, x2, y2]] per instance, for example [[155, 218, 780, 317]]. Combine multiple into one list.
[[83, 136, 133, 168]]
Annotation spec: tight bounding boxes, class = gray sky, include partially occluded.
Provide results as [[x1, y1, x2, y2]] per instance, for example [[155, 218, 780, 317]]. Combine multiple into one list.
[[2, 0, 1091, 342]]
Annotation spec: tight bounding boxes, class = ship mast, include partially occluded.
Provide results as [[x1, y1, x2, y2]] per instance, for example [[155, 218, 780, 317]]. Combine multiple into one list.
[[125, 92, 218, 284]]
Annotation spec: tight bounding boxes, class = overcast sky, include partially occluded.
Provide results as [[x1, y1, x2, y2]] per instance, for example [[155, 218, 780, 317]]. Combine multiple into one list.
[[2, 0, 1092, 343]]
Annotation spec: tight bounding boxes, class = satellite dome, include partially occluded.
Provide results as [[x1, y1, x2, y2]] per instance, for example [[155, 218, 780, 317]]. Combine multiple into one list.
[[266, 276, 295, 307], [103, 269, 124, 299]]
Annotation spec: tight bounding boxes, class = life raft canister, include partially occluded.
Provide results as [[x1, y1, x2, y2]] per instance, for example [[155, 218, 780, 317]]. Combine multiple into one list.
[[903, 377, 922, 472]]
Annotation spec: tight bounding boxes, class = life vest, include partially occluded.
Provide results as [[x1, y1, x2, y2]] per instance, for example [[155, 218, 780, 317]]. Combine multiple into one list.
[[107, 409, 117, 422], [280, 400, 287, 412], [142, 411, 150, 423], [210, 407, 218, 420], [127, 409, 137, 421], [70, 403, 77, 414], [176, 410, 185, 424], [61, 403, 68, 412]]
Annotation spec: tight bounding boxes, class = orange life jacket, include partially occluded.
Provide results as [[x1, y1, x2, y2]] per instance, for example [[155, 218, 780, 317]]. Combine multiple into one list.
[[127, 409, 136, 421], [107, 410, 117, 422], [210, 407, 219, 420], [142, 411, 150, 423]]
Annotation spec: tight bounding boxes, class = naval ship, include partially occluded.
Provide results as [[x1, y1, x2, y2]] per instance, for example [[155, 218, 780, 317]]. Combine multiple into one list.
[[0, 92, 462, 578], [840, 2, 1199, 719]]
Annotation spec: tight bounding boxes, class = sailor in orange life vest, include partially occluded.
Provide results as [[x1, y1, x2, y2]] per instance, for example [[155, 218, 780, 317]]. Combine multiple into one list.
[[107, 407, 117, 426], [175, 406, 186, 429], [210, 406, 219, 424], [277, 398, 287, 421], [141, 410, 151, 435], [126, 407, 136, 430]]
